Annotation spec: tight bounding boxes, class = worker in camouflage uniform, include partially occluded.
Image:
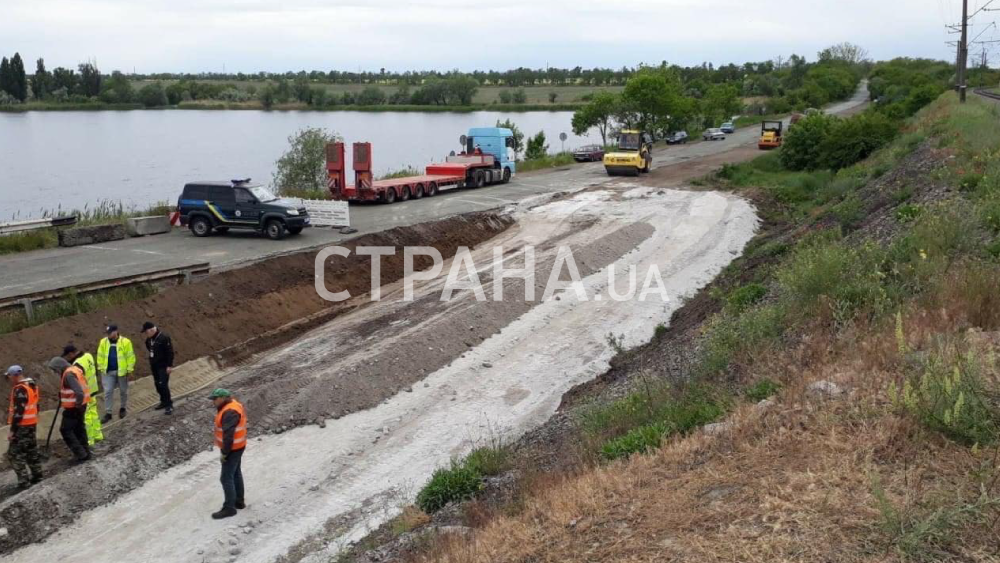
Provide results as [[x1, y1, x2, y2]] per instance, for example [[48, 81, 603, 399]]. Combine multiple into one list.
[[6, 365, 43, 489]]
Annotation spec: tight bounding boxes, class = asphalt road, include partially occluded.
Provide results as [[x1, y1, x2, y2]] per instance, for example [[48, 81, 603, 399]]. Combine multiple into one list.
[[0, 83, 868, 300]]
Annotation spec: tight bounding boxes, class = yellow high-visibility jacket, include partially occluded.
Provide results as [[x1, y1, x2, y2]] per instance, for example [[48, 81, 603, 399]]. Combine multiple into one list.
[[97, 337, 137, 377], [75, 352, 99, 394]]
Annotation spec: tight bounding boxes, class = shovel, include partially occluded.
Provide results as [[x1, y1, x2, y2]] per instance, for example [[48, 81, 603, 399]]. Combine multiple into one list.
[[39, 403, 61, 462]]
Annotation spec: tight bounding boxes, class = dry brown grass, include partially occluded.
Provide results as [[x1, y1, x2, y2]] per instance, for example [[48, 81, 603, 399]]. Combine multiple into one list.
[[408, 298, 1000, 562]]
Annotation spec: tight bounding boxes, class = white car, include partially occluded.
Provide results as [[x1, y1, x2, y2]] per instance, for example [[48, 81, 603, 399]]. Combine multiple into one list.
[[703, 128, 727, 141]]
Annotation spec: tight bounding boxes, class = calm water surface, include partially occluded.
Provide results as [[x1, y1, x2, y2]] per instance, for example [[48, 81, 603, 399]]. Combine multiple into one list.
[[0, 110, 594, 217]]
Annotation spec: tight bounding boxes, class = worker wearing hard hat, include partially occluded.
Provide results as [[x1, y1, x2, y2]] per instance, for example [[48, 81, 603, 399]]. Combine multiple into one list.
[[48, 345, 92, 462], [210, 388, 247, 519], [6, 365, 43, 489], [74, 348, 103, 446]]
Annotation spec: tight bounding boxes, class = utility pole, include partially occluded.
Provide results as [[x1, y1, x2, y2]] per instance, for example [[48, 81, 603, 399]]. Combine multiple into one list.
[[959, 0, 969, 102]]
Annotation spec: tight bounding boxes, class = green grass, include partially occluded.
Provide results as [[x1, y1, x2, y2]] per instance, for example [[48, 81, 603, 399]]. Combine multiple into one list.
[[0, 284, 158, 336], [517, 152, 576, 173], [1, 200, 173, 255], [580, 383, 727, 460], [415, 438, 512, 513], [0, 230, 58, 255], [744, 378, 782, 402]]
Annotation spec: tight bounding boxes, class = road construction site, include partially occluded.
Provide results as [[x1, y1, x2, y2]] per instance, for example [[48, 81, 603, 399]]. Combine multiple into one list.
[[0, 86, 868, 562]]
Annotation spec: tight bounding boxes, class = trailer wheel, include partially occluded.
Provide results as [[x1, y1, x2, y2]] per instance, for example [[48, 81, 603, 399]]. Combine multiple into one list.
[[384, 188, 396, 204], [400, 186, 411, 201], [473, 170, 486, 188], [413, 184, 424, 199], [502, 168, 511, 183], [426, 182, 438, 197]]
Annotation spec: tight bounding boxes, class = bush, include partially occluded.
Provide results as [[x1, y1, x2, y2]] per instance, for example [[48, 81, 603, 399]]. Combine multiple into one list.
[[464, 445, 511, 477], [699, 304, 786, 375], [726, 283, 767, 314], [218, 88, 251, 103], [780, 113, 838, 170], [272, 127, 340, 195], [512, 88, 527, 104], [415, 461, 483, 513], [357, 86, 387, 106], [891, 339, 1000, 446], [830, 195, 865, 231], [524, 131, 549, 160], [820, 112, 899, 170], [498, 89, 512, 104], [777, 238, 893, 324], [137, 82, 168, 108]]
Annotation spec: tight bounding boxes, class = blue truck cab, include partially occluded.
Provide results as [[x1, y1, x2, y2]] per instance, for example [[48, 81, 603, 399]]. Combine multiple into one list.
[[465, 127, 517, 178]]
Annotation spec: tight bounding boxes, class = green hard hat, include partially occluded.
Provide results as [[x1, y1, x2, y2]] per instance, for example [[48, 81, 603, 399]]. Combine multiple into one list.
[[208, 388, 232, 399]]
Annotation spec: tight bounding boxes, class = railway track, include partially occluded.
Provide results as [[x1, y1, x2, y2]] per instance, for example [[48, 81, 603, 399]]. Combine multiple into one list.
[[974, 88, 1000, 101]]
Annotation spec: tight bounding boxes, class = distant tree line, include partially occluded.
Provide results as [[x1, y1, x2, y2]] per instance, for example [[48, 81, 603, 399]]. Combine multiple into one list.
[[571, 44, 870, 145]]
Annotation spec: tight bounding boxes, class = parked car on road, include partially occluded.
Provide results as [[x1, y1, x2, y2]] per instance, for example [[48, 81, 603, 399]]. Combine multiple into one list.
[[702, 128, 727, 141], [572, 144, 605, 162], [666, 131, 689, 144], [720, 122, 735, 134], [178, 179, 310, 240]]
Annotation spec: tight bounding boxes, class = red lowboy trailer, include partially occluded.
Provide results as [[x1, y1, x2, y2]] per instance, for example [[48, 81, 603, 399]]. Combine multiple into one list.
[[326, 142, 510, 204]]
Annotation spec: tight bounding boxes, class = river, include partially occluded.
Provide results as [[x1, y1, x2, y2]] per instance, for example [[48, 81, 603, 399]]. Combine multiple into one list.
[[0, 110, 593, 218]]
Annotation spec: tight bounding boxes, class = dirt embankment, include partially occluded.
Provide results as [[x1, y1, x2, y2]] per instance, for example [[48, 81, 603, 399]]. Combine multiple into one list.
[[356, 143, 972, 562], [0, 211, 513, 554], [0, 213, 512, 409]]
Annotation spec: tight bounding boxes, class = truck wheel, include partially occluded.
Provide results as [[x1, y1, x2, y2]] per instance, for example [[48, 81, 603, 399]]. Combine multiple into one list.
[[190, 216, 212, 237], [413, 184, 424, 199], [400, 187, 411, 201], [473, 170, 486, 188], [384, 188, 396, 204], [265, 219, 286, 240], [426, 182, 438, 197], [502, 168, 511, 183]]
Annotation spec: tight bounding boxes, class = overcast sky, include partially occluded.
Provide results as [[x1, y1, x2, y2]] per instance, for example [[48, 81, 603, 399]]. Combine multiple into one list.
[[0, 0, 990, 74]]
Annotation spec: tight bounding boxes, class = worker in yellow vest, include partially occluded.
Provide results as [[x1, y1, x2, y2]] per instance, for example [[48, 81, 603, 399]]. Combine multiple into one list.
[[97, 323, 136, 422], [48, 345, 92, 462], [6, 365, 43, 489], [210, 388, 247, 519], [74, 348, 103, 445]]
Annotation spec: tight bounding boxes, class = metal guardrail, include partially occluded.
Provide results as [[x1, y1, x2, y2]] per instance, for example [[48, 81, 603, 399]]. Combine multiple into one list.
[[0, 215, 78, 236], [0, 262, 211, 321]]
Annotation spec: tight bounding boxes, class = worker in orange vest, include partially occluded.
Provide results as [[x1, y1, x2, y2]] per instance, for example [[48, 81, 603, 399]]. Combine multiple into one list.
[[6, 365, 43, 489], [47, 344, 92, 462], [210, 388, 247, 519]]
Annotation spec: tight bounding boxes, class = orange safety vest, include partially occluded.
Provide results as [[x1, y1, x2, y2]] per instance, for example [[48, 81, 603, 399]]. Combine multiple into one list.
[[7, 381, 39, 427], [60, 365, 91, 409], [214, 400, 247, 452]]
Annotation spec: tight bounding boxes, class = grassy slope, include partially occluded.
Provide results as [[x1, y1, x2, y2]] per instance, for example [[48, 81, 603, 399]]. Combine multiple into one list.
[[390, 94, 1000, 562]]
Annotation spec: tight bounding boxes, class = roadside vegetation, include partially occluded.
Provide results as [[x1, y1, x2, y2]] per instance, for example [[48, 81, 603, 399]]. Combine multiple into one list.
[[0, 200, 172, 255], [340, 57, 1000, 562], [0, 284, 157, 336]]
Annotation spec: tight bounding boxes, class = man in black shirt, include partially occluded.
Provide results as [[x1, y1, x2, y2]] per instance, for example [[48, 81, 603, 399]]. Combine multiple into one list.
[[142, 321, 175, 415]]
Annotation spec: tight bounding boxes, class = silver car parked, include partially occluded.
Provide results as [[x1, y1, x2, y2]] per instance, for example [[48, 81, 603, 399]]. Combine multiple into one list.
[[703, 128, 727, 141]]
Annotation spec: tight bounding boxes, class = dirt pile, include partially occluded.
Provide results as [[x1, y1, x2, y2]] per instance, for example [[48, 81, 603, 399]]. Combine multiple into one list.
[[0, 213, 512, 409]]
